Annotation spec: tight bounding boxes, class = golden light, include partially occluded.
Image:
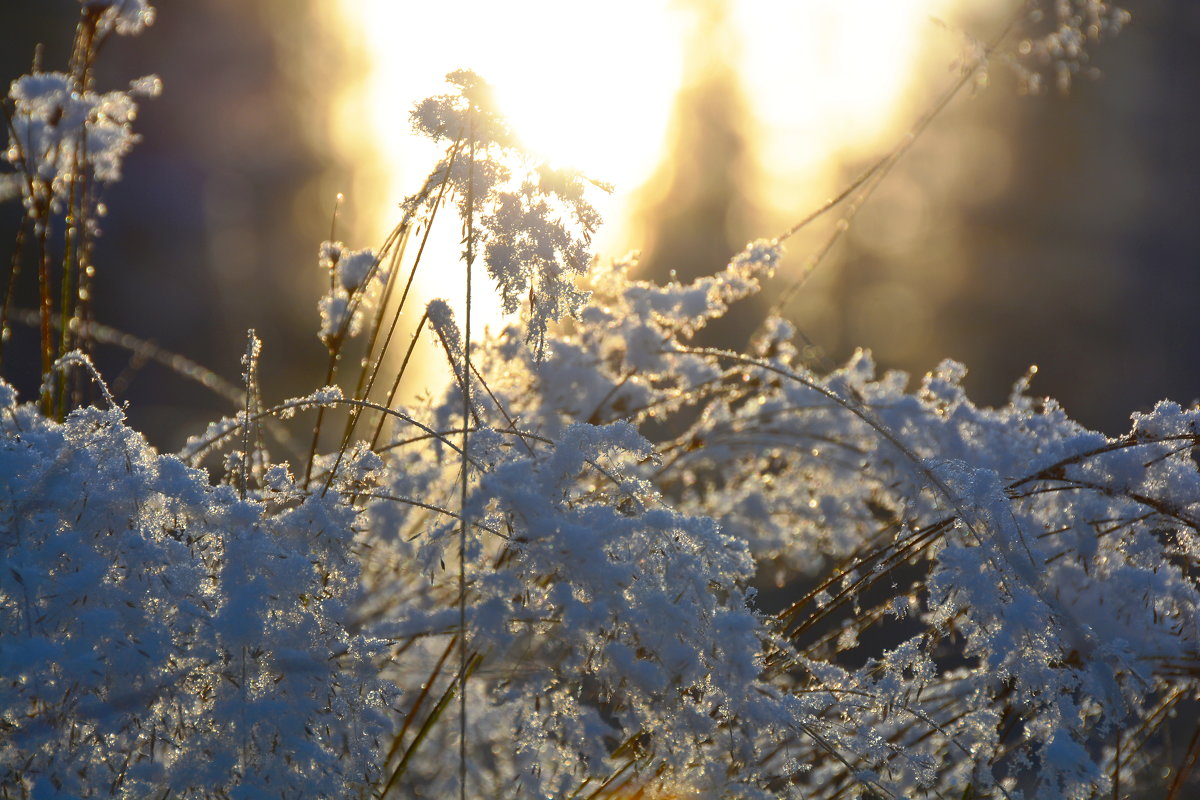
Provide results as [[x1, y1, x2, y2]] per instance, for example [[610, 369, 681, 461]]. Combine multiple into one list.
[[328, 0, 972, 371], [333, 0, 687, 252], [734, 0, 964, 211]]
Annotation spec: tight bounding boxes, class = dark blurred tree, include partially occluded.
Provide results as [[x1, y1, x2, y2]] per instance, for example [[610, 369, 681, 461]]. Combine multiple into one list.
[[765, 1, 1200, 434], [632, 0, 763, 350], [940, 0, 1200, 433]]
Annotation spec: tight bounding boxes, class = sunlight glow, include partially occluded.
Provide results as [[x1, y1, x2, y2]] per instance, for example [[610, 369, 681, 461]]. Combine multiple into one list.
[[736, 0, 962, 210], [335, 0, 686, 248], [331, 0, 967, 343]]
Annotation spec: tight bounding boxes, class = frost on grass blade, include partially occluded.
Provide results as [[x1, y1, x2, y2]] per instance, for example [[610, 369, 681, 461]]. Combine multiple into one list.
[[426, 298, 487, 423], [980, 0, 1132, 94], [42, 349, 119, 410], [180, 385, 345, 463]]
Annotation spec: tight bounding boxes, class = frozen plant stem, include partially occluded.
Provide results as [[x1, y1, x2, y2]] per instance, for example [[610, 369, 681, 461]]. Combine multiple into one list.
[[458, 106, 475, 800], [239, 329, 261, 500]]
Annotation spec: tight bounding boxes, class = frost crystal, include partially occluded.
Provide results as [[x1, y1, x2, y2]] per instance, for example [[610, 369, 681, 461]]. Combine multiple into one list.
[[315, 240, 382, 347], [1, 392, 396, 798], [5, 71, 155, 212], [85, 0, 157, 36]]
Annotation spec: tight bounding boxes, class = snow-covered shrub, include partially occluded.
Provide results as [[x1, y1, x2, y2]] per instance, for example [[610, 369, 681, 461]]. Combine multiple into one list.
[[0, 369, 397, 798], [415, 232, 1200, 798], [9, 3, 1196, 800]]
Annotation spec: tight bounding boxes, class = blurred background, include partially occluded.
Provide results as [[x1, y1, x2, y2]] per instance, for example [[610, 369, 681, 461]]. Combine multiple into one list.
[[2, 0, 1198, 447]]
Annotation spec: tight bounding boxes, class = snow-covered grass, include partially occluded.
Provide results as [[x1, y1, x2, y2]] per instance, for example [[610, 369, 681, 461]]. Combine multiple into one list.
[[7, 3, 1197, 800]]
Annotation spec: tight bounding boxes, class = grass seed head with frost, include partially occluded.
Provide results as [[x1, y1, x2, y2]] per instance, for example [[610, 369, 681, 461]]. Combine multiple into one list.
[[406, 69, 606, 359]]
